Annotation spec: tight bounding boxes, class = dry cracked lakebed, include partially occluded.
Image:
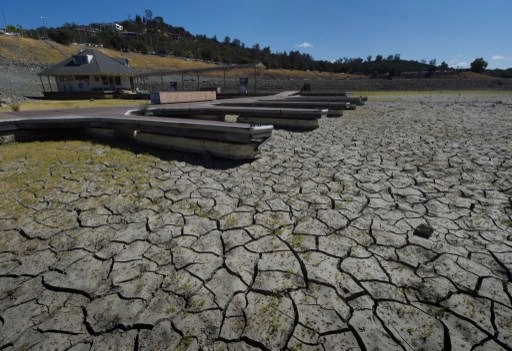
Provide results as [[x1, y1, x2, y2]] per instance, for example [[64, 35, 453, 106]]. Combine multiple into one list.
[[0, 93, 511, 350]]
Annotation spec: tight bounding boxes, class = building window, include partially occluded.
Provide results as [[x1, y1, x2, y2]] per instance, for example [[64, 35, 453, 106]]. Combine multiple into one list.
[[73, 56, 88, 65], [115, 77, 121, 85], [75, 75, 90, 83], [95, 76, 100, 82]]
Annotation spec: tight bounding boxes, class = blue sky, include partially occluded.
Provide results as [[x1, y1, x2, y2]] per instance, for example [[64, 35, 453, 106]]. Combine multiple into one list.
[[1, 0, 511, 69]]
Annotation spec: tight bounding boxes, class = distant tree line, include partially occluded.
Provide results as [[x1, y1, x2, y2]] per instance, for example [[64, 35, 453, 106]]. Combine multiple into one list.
[[5, 13, 509, 76]]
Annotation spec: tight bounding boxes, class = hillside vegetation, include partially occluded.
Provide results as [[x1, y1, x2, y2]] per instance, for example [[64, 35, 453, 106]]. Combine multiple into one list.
[[0, 35, 495, 81], [2, 30, 510, 102], [1, 14, 468, 76], [4, 11, 512, 79], [0, 35, 362, 80]]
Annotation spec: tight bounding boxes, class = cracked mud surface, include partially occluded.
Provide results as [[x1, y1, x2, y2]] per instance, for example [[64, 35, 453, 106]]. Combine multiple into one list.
[[1, 93, 512, 350]]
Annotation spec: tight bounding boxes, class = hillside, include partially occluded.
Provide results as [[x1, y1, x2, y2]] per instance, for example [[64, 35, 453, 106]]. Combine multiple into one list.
[[0, 35, 363, 78], [0, 35, 497, 80], [4, 12, 512, 78], [0, 35, 213, 71], [1, 35, 511, 102], [0, 34, 362, 101]]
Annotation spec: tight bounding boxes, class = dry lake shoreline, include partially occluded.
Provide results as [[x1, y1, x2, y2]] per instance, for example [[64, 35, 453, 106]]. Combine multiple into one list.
[[1, 92, 511, 350]]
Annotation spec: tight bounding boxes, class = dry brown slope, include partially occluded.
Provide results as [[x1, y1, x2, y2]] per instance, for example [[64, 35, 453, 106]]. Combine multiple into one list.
[[0, 35, 214, 70], [0, 35, 360, 79]]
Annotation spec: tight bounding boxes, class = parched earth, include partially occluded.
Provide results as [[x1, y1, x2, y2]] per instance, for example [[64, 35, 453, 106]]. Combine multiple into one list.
[[0, 93, 511, 350]]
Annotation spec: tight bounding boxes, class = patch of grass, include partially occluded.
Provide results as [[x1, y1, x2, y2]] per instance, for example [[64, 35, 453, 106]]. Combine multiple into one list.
[[8, 101, 21, 111], [258, 296, 283, 336], [0, 140, 156, 220], [223, 214, 238, 228], [166, 304, 176, 315], [0, 36, 74, 65], [197, 208, 220, 220], [136, 101, 152, 116], [0, 99, 145, 112], [290, 234, 304, 248], [176, 336, 194, 351], [270, 316, 280, 336]]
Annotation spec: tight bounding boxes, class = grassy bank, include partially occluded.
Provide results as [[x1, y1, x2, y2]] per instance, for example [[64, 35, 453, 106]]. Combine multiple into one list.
[[0, 99, 147, 112]]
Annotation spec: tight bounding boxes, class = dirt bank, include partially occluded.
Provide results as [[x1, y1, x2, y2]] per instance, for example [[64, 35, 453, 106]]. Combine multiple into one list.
[[1, 56, 512, 103]]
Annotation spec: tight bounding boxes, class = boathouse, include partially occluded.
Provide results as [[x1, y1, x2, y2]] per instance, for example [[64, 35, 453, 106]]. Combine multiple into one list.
[[38, 49, 137, 99]]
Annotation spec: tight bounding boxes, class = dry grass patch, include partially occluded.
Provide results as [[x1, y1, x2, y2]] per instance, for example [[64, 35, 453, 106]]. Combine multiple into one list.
[[0, 36, 74, 65], [1, 36, 363, 80], [0, 35, 216, 71], [0, 99, 145, 112], [0, 140, 157, 215]]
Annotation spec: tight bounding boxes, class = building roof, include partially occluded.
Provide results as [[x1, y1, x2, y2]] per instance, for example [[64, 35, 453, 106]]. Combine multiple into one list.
[[38, 49, 136, 77]]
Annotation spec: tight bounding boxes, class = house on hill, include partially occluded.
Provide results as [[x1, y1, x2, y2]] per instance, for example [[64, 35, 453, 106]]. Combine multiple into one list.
[[38, 49, 137, 98]]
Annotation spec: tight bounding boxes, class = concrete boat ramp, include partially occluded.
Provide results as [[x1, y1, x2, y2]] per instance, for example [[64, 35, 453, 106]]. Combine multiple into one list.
[[0, 91, 366, 160]]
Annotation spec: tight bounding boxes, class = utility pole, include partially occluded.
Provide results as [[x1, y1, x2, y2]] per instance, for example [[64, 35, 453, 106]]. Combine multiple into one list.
[[1, 9, 7, 30]]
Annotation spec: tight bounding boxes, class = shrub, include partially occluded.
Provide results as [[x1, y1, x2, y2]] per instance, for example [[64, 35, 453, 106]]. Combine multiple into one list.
[[8, 102, 21, 112], [136, 101, 150, 116], [470, 58, 488, 73]]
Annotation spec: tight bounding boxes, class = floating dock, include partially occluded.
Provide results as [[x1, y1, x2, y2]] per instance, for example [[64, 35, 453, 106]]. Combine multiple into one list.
[[0, 115, 273, 160]]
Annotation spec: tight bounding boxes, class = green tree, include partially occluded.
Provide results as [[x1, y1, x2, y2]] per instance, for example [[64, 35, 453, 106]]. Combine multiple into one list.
[[470, 57, 488, 73], [232, 38, 241, 47], [47, 28, 76, 45], [6, 24, 17, 32]]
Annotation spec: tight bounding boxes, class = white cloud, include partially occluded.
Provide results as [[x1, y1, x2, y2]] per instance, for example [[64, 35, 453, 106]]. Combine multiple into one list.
[[492, 55, 505, 60], [448, 60, 469, 69], [296, 42, 313, 49]]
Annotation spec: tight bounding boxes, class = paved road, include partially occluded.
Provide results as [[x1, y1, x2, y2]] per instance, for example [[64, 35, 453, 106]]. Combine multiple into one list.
[[0, 93, 511, 350]]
